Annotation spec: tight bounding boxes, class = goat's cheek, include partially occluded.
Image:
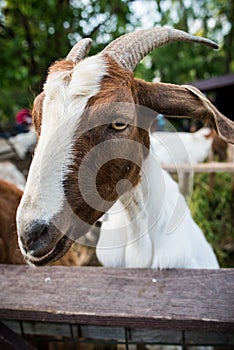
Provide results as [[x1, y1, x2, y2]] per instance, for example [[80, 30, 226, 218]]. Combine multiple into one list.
[[95, 162, 119, 201], [96, 160, 140, 201]]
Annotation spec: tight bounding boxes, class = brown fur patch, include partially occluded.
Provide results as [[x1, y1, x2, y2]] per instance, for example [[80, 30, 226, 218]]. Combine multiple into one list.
[[32, 92, 45, 137], [0, 179, 24, 264], [48, 59, 75, 74]]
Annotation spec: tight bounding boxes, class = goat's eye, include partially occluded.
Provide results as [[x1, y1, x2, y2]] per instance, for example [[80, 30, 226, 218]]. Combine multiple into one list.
[[110, 122, 128, 131]]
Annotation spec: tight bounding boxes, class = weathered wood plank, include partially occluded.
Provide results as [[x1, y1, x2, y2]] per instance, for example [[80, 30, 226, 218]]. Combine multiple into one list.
[[0, 265, 233, 334], [162, 162, 234, 173]]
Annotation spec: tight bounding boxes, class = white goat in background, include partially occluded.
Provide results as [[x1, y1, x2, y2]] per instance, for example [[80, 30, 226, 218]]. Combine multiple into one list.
[[152, 127, 213, 165], [9, 127, 37, 159], [0, 128, 36, 160], [0, 161, 26, 191], [16, 27, 234, 268], [151, 127, 214, 199]]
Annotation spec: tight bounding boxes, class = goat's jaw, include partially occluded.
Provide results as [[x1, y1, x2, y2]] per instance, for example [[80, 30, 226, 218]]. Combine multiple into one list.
[[24, 235, 73, 267]]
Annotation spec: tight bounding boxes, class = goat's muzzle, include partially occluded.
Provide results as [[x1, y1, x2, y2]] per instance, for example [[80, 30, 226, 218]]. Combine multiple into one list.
[[18, 220, 73, 266]]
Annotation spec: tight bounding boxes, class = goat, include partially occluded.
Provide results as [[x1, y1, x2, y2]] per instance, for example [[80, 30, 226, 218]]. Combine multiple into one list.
[[9, 127, 37, 159], [0, 161, 26, 190], [0, 179, 24, 264], [151, 128, 214, 199], [0, 127, 36, 160], [16, 27, 234, 268], [152, 127, 214, 165]]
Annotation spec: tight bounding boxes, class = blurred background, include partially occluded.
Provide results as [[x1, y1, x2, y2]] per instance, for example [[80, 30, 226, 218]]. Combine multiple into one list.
[[0, 0, 233, 123]]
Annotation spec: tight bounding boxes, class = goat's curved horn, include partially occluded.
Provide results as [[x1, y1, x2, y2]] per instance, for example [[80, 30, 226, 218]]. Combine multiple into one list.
[[102, 27, 218, 71], [66, 38, 92, 63]]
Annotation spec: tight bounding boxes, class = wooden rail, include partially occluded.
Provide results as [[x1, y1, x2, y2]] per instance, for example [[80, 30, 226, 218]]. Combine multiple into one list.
[[161, 162, 234, 197], [161, 161, 234, 173], [0, 265, 233, 346]]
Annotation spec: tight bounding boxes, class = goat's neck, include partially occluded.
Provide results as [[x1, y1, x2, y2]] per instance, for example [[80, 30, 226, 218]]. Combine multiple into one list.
[[97, 137, 219, 269], [118, 157, 165, 238], [122, 133, 179, 228], [97, 136, 180, 267]]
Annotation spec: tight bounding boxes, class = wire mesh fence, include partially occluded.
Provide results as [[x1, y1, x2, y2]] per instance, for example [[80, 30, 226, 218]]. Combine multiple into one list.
[[2, 319, 234, 350]]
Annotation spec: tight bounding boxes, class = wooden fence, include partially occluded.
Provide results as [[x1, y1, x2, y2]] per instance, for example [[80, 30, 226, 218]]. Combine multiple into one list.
[[162, 161, 234, 173], [162, 161, 234, 197], [0, 265, 233, 348]]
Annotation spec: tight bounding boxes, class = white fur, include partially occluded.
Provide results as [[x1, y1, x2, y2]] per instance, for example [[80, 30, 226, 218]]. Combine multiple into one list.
[[0, 161, 26, 190], [17, 56, 107, 230], [152, 128, 213, 165], [9, 127, 37, 160], [96, 136, 219, 269]]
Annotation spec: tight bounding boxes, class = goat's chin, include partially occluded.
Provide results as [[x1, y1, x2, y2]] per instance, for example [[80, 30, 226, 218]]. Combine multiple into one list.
[[25, 236, 73, 267]]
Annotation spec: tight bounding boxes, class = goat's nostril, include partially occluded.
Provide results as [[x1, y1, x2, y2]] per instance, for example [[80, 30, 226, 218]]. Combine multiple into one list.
[[29, 222, 47, 241], [21, 221, 49, 256]]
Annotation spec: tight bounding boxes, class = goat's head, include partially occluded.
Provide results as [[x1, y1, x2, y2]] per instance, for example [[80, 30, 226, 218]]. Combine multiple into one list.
[[17, 27, 234, 266]]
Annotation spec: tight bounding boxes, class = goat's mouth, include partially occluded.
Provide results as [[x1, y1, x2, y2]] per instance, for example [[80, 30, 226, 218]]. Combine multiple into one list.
[[25, 235, 73, 267]]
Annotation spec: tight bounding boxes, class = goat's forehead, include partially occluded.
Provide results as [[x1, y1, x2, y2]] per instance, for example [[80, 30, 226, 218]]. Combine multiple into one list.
[[40, 54, 135, 130], [44, 55, 107, 99], [37, 55, 107, 133]]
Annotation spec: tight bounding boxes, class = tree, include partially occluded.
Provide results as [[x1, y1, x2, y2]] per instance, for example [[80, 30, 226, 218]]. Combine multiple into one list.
[[0, 0, 233, 123], [0, 0, 132, 122], [134, 0, 234, 83]]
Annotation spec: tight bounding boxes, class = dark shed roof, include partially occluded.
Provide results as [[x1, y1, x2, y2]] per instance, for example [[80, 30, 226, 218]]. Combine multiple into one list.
[[189, 73, 234, 121], [191, 73, 234, 92]]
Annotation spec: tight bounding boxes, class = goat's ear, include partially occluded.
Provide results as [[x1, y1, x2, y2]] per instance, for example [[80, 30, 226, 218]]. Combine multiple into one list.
[[32, 92, 45, 137], [135, 79, 234, 144]]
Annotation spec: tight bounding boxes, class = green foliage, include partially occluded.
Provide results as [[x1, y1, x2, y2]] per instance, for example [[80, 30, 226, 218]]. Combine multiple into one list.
[[134, 0, 234, 83], [0, 0, 234, 122], [190, 173, 234, 267], [0, 0, 132, 123]]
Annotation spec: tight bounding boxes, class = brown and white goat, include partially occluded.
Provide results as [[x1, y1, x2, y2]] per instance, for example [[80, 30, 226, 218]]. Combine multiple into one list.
[[16, 27, 234, 268]]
